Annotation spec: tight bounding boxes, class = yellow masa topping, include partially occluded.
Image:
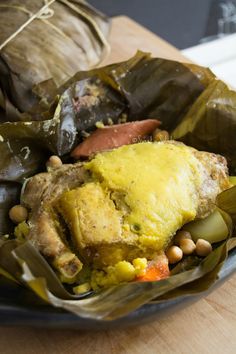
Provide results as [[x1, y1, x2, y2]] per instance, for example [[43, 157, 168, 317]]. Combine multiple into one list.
[[85, 142, 202, 251], [91, 258, 147, 290]]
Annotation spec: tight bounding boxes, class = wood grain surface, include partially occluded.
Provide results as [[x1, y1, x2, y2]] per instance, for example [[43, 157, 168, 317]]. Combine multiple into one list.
[[0, 16, 236, 354]]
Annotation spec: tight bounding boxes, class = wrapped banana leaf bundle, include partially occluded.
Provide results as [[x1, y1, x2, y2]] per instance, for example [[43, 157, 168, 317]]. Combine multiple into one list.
[[0, 0, 110, 121], [0, 51, 236, 322]]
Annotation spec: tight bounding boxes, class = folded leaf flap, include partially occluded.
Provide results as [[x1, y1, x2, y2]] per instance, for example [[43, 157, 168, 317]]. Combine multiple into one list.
[[0, 51, 205, 186], [0, 238, 234, 320], [172, 80, 236, 173], [217, 186, 236, 222], [13, 241, 83, 300], [184, 63, 216, 87], [60, 51, 206, 130]]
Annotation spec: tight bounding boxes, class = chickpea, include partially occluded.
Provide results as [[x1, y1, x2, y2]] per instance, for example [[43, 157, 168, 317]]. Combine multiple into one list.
[[174, 230, 192, 245], [179, 239, 196, 255], [196, 239, 212, 257], [46, 155, 62, 170], [9, 205, 28, 224], [153, 129, 169, 142], [166, 246, 183, 264]]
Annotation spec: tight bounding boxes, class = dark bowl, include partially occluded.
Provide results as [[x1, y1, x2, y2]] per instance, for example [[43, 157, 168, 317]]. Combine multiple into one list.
[[0, 247, 236, 330]]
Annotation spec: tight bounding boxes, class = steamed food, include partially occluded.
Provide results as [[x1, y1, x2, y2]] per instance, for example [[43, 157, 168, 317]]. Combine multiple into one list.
[[20, 140, 230, 289], [62, 141, 207, 251], [1, 51, 236, 320]]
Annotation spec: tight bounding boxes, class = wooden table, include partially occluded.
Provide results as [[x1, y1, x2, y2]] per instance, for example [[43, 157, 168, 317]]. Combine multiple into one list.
[[1, 16, 236, 354]]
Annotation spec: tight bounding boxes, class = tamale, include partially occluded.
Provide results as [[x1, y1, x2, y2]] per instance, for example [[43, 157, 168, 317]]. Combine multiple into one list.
[[0, 52, 236, 321], [0, 0, 110, 120]]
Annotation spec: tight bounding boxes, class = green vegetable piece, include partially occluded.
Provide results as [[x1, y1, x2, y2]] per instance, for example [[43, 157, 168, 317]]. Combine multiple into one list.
[[183, 209, 230, 244]]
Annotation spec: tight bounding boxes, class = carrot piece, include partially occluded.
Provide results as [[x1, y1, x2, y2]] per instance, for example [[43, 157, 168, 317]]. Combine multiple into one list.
[[136, 253, 170, 282], [71, 119, 161, 159]]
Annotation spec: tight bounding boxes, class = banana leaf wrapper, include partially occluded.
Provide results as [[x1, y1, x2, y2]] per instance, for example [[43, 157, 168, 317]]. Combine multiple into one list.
[[0, 51, 209, 185], [217, 186, 236, 223], [0, 51, 236, 319], [172, 80, 236, 173], [0, 0, 110, 120], [0, 236, 235, 320]]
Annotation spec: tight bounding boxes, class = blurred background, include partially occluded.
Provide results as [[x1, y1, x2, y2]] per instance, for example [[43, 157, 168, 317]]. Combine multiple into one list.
[[90, 0, 236, 48], [90, 0, 236, 87]]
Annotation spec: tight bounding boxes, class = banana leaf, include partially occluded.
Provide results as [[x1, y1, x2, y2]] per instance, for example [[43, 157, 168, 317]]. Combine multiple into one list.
[[172, 80, 236, 173], [0, 183, 21, 235], [217, 186, 236, 223], [0, 237, 235, 320], [0, 51, 236, 320], [0, 51, 206, 185], [0, 0, 110, 120], [59, 51, 206, 130], [183, 63, 216, 87]]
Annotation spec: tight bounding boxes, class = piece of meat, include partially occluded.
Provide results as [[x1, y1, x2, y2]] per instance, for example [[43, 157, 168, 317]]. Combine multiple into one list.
[[193, 149, 230, 218], [71, 119, 160, 158], [35, 211, 83, 278], [22, 162, 89, 209], [21, 142, 230, 278], [168, 141, 230, 219], [21, 162, 90, 279]]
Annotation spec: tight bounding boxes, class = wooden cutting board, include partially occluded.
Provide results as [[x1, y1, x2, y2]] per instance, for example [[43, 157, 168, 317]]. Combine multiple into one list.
[[0, 16, 236, 354]]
